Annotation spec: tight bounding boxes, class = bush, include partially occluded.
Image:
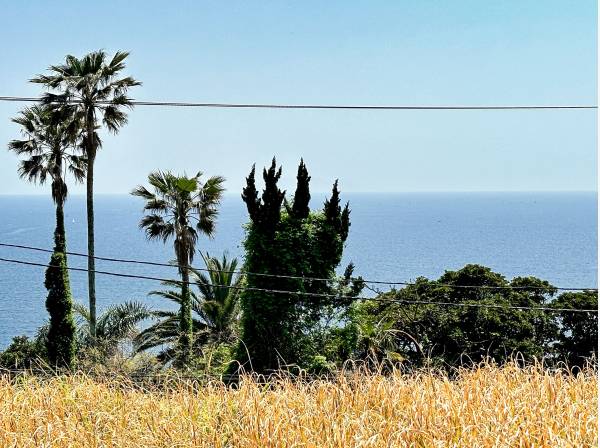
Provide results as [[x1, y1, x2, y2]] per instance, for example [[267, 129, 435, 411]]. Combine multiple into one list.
[[0, 335, 45, 370]]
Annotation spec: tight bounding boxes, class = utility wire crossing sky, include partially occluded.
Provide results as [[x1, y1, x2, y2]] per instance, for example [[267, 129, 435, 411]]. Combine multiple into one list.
[[0, 96, 597, 110]]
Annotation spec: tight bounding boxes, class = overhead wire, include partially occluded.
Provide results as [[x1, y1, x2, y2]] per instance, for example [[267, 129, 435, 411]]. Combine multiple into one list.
[[0, 255, 596, 314], [0, 242, 596, 291], [0, 96, 597, 110]]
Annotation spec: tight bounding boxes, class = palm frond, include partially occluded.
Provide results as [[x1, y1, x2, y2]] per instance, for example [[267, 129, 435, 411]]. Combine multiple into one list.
[[131, 185, 156, 201], [100, 301, 152, 341], [102, 105, 128, 134]]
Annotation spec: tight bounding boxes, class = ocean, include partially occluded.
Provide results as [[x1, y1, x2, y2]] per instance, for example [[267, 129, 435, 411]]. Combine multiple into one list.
[[0, 192, 597, 349]]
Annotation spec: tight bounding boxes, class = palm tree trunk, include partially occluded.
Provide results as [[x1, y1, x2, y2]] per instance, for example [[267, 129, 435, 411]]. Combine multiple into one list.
[[86, 147, 97, 338], [179, 263, 193, 366]]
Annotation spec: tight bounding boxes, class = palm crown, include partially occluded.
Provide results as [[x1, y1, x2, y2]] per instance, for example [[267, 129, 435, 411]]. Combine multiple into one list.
[[31, 50, 141, 144], [9, 105, 85, 204], [132, 171, 226, 268]]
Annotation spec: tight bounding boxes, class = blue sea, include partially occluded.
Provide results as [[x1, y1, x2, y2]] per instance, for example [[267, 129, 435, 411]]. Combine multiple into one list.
[[0, 192, 597, 348]]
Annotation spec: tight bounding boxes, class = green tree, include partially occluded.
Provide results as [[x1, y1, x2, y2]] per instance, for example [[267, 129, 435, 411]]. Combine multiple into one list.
[[32, 50, 141, 337], [552, 290, 598, 369], [135, 253, 241, 364], [132, 171, 225, 366], [0, 335, 46, 370], [8, 105, 85, 252], [234, 158, 360, 373], [44, 253, 76, 368], [349, 265, 559, 368]]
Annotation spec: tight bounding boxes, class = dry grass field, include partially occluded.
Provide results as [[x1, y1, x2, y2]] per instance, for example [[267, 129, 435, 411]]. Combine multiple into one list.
[[0, 362, 596, 447]]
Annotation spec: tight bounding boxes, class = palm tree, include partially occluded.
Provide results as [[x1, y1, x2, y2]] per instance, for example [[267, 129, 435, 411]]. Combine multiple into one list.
[[31, 50, 141, 337], [132, 171, 225, 365], [135, 253, 241, 364], [74, 301, 152, 358], [8, 105, 85, 252], [194, 253, 241, 342]]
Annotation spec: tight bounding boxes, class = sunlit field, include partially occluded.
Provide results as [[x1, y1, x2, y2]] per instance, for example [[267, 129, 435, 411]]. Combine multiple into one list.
[[0, 362, 596, 447]]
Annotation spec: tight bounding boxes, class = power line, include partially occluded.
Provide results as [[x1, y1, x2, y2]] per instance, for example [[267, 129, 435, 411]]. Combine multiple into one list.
[[0, 242, 596, 291], [0, 96, 597, 110], [0, 255, 596, 314]]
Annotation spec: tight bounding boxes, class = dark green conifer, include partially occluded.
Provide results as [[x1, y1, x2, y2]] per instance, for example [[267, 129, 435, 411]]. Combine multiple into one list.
[[340, 202, 351, 242], [259, 158, 285, 233], [242, 165, 260, 222], [292, 159, 311, 219], [44, 252, 76, 369], [235, 160, 357, 373], [324, 180, 341, 226]]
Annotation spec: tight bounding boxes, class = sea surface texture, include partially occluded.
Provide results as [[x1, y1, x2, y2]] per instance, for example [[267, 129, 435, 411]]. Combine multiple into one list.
[[0, 192, 596, 348]]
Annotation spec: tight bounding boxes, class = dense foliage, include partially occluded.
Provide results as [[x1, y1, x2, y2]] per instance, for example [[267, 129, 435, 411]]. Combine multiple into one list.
[[0, 335, 45, 370], [233, 159, 362, 373], [552, 290, 598, 369], [342, 265, 597, 370], [135, 253, 241, 370], [44, 252, 76, 368]]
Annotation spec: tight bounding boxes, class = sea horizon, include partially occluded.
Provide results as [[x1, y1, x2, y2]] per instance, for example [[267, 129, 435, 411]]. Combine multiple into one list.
[[1, 190, 597, 196]]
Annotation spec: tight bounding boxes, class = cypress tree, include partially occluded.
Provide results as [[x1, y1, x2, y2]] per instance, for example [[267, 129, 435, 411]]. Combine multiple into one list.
[[323, 180, 350, 241], [291, 159, 310, 219], [235, 159, 355, 373], [260, 158, 285, 233], [44, 251, 76, 369], [242, 164, 260, 223], [340, 202, 350, 241]]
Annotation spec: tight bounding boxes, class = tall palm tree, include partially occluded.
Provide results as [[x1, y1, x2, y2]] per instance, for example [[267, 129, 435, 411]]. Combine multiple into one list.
[[8, 105, 85, 252], [135, 253, 241, 364], [31, 50, 141, 337], [132, 171, 225, 365]]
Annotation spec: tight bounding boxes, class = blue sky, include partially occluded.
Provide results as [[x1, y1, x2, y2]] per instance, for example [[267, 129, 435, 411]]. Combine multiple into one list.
[[0, 0, 597, 194]]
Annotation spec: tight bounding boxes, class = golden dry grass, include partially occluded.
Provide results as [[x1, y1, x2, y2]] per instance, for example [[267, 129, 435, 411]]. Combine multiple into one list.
[[0, 363, 596, 448]]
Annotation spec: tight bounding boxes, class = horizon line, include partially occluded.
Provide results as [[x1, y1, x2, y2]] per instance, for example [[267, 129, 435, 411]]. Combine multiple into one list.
[[0, 190, 597, 196]]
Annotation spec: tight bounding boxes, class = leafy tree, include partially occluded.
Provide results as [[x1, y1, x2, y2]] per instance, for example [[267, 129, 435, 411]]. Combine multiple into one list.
[[0, 335, 46, 370], [8, 105, 84, 252], [135, 253, 241, 365], [132, 171, 225, 366], [349, 265, 559, 368], [551, 290, 598, 369], [44, 252, 76, 368], [233, 158, 361, 373], [32, 50, 140, 337]]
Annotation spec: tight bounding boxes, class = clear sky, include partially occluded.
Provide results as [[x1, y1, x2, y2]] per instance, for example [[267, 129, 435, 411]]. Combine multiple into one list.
[[0, 0, 597, 194]]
